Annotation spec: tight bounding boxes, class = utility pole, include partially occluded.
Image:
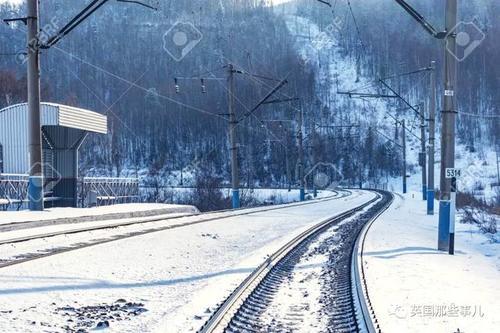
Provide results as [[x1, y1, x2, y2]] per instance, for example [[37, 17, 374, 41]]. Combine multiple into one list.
[[420, 101, 427, 200], [496, 145, 500, 185], [392, 0, 459, 253], [284, 128, 292, 192], [312, 124, 318, 198], [175, 66, 287, 208], [227, 64, 240, 209], [298, 108, 305, 201], [27, 0, 43, 211], [427, 60, 436, 215], [358, 126, 363, 189], [438, 0, 458, 252], [402, 119, 407, 194]]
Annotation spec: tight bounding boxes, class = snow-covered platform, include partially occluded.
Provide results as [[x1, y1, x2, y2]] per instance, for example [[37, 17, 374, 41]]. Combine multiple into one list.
[[363, 192, 499, 333], [0, 203, 199, 226]]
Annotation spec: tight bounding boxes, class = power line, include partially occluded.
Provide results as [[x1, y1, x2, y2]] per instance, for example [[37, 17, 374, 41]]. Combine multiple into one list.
[[457, 111, 500, 119], [346, 0, 366, 50]]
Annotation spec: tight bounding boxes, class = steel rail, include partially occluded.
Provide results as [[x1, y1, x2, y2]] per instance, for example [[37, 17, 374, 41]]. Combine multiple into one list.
[[352, 192, 394, 333], [198, 190, 386, 333]]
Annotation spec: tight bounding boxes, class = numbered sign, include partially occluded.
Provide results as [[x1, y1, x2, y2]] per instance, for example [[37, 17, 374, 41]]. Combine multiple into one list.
[[445, 168, 461, 179]]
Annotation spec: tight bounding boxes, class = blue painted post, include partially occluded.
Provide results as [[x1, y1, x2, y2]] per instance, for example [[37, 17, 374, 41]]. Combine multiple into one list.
[[300, 188, 305, 201], [232, 189, 240, 209], [449, 177, 457, 255], [423, 185, 427, 200], [28, 176, 43, 211], [438, 200, 451, 250], [427, 189, 435, 215]]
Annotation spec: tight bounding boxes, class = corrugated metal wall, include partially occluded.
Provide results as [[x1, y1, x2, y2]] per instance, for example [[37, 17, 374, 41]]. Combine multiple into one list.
[[0, 103, 58, 173]]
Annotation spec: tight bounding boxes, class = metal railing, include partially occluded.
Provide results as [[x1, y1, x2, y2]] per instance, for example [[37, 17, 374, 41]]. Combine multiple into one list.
[[0, 174, 140, 209], [78, 177, 140, 207], [0, 174, 29, 210]]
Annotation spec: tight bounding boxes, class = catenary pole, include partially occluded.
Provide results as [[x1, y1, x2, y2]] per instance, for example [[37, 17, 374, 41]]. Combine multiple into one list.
[[402, 119, 407, 194], [27, 0, 43, 211], [420, 101, 427, 200], [438, 0, 458, 252], [227, 64, 240, 208], [298, 107, 305, 201], [427, 60, 436, 214]]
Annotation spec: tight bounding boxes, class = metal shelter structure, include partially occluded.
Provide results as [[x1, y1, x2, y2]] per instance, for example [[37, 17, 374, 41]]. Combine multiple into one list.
[[0, 103, 107, 208]]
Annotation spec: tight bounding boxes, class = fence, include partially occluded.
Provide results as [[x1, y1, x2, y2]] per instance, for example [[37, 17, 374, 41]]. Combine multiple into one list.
[[0, 174, 139, 210], [78, 177, 140, 207], [0, 174, 29, 210]]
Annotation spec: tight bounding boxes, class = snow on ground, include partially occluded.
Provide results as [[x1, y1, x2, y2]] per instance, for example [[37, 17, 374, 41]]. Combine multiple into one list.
[[0, 193, 341, 263], [0, 203, 197, 225], [363, 192, 499, 333], [0, 190, 374, 333], [141, 186, 332, 206]]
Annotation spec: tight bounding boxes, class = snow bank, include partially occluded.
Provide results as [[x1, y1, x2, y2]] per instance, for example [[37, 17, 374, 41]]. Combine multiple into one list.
[[363, 192, 499, 333], [0, 203, 198, 225]]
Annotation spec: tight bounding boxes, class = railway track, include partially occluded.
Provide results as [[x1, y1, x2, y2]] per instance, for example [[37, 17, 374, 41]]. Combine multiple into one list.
[[0, 190, 352, 269], [198, 190, 393, 333]]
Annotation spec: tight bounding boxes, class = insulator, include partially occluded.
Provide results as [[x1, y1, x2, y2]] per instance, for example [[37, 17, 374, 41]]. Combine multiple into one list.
[[174, 78, 179, 93], [201, 78, 206, 93]]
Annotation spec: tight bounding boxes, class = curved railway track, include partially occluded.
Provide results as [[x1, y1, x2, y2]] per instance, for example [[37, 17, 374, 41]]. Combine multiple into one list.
[[0, 190, 352, 269], [198, 190, 393, 333]]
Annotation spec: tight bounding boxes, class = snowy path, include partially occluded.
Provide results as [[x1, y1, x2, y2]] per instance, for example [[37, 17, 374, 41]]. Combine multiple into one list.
[[363, 192, 499, 333], [0, 190, 374, 333]]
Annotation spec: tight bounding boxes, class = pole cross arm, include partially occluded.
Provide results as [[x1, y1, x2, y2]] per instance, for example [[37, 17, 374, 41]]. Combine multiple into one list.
[[337, 91, 398, 98], [3, 17, 32, 25], [394, 0, 447, 39], [262, 97, 300, 105], [240, 77, 289, 122]]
